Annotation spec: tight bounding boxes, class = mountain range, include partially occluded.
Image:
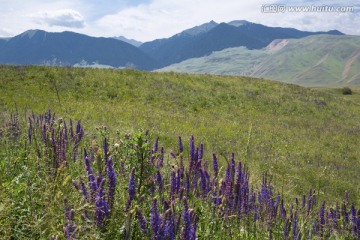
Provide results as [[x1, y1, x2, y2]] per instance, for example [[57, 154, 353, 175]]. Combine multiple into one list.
[[0, 30, 156, 70], [1, 20, 359, 86], [139, 20, 342, 68], [159, 34, 360, 87]]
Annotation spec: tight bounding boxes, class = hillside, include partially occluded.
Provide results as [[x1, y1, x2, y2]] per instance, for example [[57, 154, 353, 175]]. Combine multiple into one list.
[[140, 20, 343, 68], [0, 30, 157, 70], [160, 34, 360, 87], [1, 65, 359, 205]]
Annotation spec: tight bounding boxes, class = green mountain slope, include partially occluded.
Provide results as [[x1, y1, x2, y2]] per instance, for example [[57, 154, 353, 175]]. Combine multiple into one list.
[[1, 65, 359, 204], [160, 35, 360, 87]]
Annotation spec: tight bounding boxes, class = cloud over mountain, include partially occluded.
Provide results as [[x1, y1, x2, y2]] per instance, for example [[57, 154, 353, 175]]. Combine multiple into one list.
[[33, 9, 86, 28]]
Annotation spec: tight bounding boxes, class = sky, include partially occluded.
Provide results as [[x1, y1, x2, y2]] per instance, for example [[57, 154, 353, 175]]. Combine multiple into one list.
[[0, 0, 359, 42]]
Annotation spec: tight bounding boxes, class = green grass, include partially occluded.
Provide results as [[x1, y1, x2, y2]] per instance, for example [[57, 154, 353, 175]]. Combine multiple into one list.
[[0, 65, 359, 238], [1, 64, 359, 204]]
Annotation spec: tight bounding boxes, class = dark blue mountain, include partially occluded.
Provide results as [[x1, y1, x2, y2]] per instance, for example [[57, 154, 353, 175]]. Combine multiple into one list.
[[0, 30, 157, 70], [140, 20, 343, 68]]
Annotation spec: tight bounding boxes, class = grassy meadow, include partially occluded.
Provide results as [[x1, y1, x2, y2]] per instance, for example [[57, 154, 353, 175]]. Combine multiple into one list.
[[0, 65, 359, 239]]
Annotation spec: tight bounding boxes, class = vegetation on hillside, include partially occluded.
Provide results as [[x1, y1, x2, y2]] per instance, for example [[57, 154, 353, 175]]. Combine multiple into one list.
[[0, 65, 359, 238]]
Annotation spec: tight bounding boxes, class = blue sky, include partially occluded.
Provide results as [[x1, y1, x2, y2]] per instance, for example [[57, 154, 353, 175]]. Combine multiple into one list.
[[0, 0, 359, 41]]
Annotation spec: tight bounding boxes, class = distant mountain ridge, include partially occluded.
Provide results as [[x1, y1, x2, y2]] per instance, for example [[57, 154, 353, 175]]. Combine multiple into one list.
[[0, 20, 346, 75], [0, 29, 156, 70], [113, 36, 143, 47], [140, 20, 343, 68], [159, 34, 360, 87]]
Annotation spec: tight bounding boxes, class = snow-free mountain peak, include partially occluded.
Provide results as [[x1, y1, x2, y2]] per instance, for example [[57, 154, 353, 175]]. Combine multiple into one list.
[[176, 20, 218, 37]]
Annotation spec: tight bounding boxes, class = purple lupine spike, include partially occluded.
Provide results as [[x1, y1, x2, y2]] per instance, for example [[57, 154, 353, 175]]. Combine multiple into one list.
[[184, 171, 190, 197], [198, 144, 203, 160], [164, 209, 175, 240], [136, 207, 148, 234], [63, 120, 68, 145], [274, 193, 281, 218], [293, 211, 299, 240], [230, 153, 235, 177], [199, 169, 207, 198], [170, 151, 176, 159], [342, 202, 349, 225], [170, 171, 176, 199], [120, 161, 126, 177], [79, 177, 89, 202], [283, 218, 290, 238], [224, 166, 233, 199], [302, 195, 306, 209], [178, 136, 183, 153], [69, 119, 74, 140], [356, 218, 360, 239], [181, 197, 193, 240], [280, 199, 286, 218], [156, 171, 163, 193], [151, 198, 161, 239], [63, 206, 76, 240], [153, 137, 159, 153], [319, 201, 326, 237], [351, 204, 357, 236], [72, 180, 80, 191], [189, 136, 195, 167], [106, 157, 116, 209], [330, 208, 338, 229], [157, 147, 164, 168], [95, 179, 109, 227], [84, 149, 98, 196], [176, 169, 181, 192], [189, 209, 197, 240], [212, 153, 219, 178], [241, 180, 250, 214], [126, 168, 136, 210], [204, 169, 211, 194]]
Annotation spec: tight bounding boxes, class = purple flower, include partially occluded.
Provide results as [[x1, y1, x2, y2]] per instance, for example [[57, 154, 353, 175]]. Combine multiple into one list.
[[156, 171, 163, 193], [126, 168, 136, 210], [198, 144, 203, 160], [170, 171, 176, 199], [212, 153, 219, 178], [283, 218, 290, 238], [63, 208, 76, 240], [293, 211, 299, 240], [153, 137, 159, 153], [79, 177, 89, 201], [151, 198, 162, 239], [95, 179, 109, 227], [199, 169, 207, 198], [189, 136, 195, 167], [178, 136, 183, 153], [163, 209, 175, 240], [319, 201, 326, 236], [106, 157, 116, 209], [136, 207, 148, 234], [181, 197, 193, 240], [224, 166, 233, 201], [84, 149, 98, 196]]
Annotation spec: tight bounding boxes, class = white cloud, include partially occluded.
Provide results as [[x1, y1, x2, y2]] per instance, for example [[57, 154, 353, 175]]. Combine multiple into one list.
[[93, 0, 269, 41], [0, 0, 358, 40], [33, 9, 86, 28], [90, 0, 360, 41]]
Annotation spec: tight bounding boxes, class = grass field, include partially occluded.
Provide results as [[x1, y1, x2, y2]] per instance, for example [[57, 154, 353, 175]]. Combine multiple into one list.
[[1, 65, 359, 238]]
